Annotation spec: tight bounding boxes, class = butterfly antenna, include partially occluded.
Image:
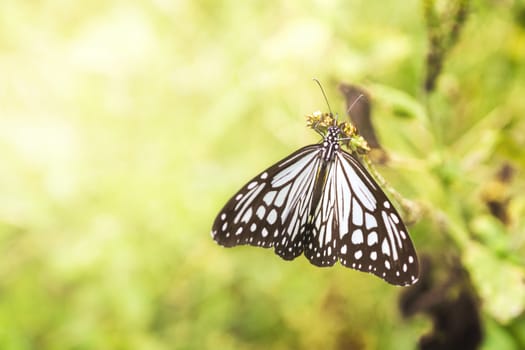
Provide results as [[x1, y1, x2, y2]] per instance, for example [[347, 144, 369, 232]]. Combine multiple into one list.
[[312, 78, 333, 116], [346, 93, 365, 114]]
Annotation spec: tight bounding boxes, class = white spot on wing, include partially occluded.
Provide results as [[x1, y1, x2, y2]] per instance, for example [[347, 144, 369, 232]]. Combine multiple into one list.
[[367, 232, 378, 246], [247, 181, 257, 190], [318, 224, 326, 247], [390, 213, 399, 224], [341, 244, 347, 254], [325, 219, 332, 245], [370, 251, 377, 260], [256, 206, 266, 219], [381, 239, 390, 256], [354, 250, 362, 260], [261, 172, 268, 179], [352, 198, 363, 226], [267, 209, 277, 225], [365, 213, 377, 229], [250, 223, 257, 232], [351, 229, 364, 245]]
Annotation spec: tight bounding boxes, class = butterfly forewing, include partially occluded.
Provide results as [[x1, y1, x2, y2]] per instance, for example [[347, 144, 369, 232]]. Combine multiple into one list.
[[334, 151, 419, 285], [212, 145, 323, 259]]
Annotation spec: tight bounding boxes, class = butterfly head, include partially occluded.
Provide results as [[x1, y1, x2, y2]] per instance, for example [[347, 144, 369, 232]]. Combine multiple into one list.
[[306, 111, 369, 153]]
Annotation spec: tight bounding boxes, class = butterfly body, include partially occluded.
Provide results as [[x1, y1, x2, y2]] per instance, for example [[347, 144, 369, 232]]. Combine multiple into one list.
[[211, 112, 419, 286], [320, 126, 342, 161]]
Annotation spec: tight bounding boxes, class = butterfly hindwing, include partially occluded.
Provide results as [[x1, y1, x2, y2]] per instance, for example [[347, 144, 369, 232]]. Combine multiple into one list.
[[212, 145, 323, 260], [303, 160, 339, 267]]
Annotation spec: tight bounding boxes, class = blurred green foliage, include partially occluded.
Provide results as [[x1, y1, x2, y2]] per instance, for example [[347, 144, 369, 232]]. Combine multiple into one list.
[[0, 0, 524, 349]]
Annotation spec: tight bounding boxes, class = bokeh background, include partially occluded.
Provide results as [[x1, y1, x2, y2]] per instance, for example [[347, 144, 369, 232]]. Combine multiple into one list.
[[1, 0, 525, 349]]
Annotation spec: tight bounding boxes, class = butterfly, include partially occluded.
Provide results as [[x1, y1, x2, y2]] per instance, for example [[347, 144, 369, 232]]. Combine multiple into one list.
[[211, 109, 419, 286]]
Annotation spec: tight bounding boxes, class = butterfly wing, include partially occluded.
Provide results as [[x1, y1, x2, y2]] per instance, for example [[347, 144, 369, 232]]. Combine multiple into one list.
[[212, 145, 323, 260], [315, 150, 419, 285], [212, 144, 419, 286]]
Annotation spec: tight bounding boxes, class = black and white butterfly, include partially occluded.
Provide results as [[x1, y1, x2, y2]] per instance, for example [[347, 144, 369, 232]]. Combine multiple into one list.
[[211, 111, 419, 286]]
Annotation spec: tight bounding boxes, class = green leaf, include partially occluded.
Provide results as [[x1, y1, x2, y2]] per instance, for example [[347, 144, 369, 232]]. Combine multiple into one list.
[[463, 242, 525, 324]]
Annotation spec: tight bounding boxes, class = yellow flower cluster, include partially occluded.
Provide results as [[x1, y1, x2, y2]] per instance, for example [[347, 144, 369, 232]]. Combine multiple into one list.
[[305, 111, 334, 129], [340, 122, 357, 138]]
